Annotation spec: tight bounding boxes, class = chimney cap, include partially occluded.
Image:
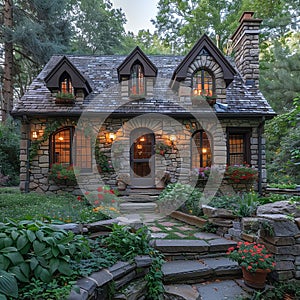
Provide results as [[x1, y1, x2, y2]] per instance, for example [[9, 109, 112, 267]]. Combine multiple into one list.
[[239, 11, 255, 22]]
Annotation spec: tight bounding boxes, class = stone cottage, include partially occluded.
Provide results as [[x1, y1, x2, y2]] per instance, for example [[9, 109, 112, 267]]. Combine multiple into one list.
[[12, 12, 275, 195]]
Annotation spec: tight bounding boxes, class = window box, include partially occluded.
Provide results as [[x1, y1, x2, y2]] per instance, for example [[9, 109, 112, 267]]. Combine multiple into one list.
[[129, 93, 146, 100], [55, 92, 75, 104], [191, 95, 217, 106]]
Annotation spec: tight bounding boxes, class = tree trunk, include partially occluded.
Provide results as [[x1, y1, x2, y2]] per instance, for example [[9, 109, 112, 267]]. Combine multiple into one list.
[[2, 0, 13, 122]]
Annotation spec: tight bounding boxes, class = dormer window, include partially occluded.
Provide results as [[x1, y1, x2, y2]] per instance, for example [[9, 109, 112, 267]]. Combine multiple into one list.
[[130, 63, 145, 96], [192, 69, 214, 96], [60, 72, 74, 95]]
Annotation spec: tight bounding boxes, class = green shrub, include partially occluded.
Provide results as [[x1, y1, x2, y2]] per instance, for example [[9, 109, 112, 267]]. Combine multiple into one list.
[[104, 224, 164, 300], [158, 183, 202, 216], [0, 118, 20, 186], [208, 192, 259, 217]]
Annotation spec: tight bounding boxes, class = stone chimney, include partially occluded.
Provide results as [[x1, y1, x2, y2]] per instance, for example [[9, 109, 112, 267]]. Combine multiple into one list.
[[231, 12, 262, 87]]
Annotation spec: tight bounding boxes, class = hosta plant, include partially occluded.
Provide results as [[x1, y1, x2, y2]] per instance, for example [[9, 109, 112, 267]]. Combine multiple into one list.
[[0, 219, 89, 298]]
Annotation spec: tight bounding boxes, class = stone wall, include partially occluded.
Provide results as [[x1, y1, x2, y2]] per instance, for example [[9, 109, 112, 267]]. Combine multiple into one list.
[[226, 201, 300, 282], [20, 116, 265, 194]]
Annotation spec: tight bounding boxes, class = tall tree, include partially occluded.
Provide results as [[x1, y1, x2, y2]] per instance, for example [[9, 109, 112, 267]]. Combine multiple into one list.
[[0, 0, 72, 120], [119, 30, 172, 55], [69, 0, 126, 55], [1, 0, 13, 121], [260, 33, 300, 113], [153, 0, 300, 53], [153, 0, 242, 53]]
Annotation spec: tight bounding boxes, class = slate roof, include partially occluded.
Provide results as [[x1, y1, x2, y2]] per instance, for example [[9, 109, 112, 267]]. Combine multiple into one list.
[[12, 54, 276, 118]]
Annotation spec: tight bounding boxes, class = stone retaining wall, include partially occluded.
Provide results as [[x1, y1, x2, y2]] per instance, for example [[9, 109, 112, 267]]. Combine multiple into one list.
[[68, 257, 151, 300], [224, 201, 300, 282]]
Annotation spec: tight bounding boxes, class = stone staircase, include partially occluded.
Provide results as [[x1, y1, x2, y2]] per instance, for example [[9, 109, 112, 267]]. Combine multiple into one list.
[[153, 237, 242, 285], [119, 190, 161, 215]]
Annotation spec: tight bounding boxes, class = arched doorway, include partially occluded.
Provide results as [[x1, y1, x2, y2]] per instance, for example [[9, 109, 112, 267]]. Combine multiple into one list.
[[130, 128, 155, 188]]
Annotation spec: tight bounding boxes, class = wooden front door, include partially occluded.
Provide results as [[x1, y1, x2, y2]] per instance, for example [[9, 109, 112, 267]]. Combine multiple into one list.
[[130, 128, 155, 188]]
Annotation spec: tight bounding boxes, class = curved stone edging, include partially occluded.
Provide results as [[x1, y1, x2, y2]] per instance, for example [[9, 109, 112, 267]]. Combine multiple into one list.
[[68, 256, 152, 300]]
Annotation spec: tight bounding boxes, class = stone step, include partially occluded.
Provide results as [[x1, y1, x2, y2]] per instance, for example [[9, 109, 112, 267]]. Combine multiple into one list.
[[119, 194, 158, 203], [119, 202, 158, 213], [162, 257, 241, 284], [119, 188, 162, 196], [153, 238, 237, 260]]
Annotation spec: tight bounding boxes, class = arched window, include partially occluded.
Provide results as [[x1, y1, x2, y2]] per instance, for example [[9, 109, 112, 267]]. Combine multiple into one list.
[[192, 69, 214, 96], [130, 63, 145, 96], [50, 127, 92, 171], [59, 72, 74, 94], [191, 131, 212, 168]]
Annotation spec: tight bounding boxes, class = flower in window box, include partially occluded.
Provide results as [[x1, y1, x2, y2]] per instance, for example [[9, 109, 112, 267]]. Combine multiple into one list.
[[225, 165, 258, 184], [49, 163, 79, 185], [55, 92, 75, 104]]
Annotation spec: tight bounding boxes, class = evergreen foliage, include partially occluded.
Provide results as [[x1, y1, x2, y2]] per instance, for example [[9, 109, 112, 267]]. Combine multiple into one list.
[[0, 118, 20, 186], [68, 0, 126, 54], [260, 33, 300, 112], [265, 95, 300, 184]]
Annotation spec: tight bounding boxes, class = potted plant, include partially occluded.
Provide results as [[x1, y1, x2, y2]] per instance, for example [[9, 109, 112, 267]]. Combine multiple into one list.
[[227, 241, 276, 289], [155, 141, 172, 156], [49, 163, 79, 185], [55, 92, 75, 104]]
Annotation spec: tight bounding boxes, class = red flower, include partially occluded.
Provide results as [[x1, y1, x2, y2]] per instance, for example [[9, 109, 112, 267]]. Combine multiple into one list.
[[98, 194, 104, 200], [97, 187, 103, 192], [85, 191, 90, 195], [77, 196, 82, 201], [94, 200, 100, 205]]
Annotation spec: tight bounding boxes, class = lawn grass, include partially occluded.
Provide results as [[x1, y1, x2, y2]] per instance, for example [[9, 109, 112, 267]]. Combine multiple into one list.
[[0, 187, 110, 223]]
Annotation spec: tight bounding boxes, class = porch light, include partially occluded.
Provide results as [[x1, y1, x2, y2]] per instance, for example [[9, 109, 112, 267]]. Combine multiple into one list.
[[202, 148, 207, 154], [137, 144, 143, 150], [32, 131, 38, 139], [107, 132, 116, 142], [169, 134, 177, 145], [140, 137, 145, 142]]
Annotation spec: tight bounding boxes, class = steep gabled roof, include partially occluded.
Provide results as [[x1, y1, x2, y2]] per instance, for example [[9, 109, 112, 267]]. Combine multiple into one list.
[[171, 34, 236, 86], [11, 54, 276, 118], [44, 56, 92, 95], [117, 46, 158, 81]]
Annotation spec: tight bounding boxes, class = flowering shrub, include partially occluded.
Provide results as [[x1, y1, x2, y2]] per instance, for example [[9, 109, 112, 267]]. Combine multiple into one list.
[[83, 186, 120, 217], [225, 165, 258, 184], [192, 167, 211, 180], [227, 242, 276, 273], [49, 163, 79, 185]]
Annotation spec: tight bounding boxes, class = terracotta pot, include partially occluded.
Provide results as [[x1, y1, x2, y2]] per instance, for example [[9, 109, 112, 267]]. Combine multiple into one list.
[[242, 267, 270, 289]]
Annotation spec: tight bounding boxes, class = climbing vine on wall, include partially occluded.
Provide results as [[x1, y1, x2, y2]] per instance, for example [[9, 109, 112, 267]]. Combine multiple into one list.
[[29, 119, 78, 161]]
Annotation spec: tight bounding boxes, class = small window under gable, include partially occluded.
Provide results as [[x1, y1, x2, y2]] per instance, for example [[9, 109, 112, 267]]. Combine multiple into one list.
[[130, 63, 145, 96], [171, 34, 236, 89], [117, 47, 157, 98], [45, 56, 92, 98], [59, 72, 74, 95], [192, 69, 214, 96]]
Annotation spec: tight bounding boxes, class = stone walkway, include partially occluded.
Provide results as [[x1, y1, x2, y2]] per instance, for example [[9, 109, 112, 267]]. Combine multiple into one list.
[[146, 216, 254, 300]]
